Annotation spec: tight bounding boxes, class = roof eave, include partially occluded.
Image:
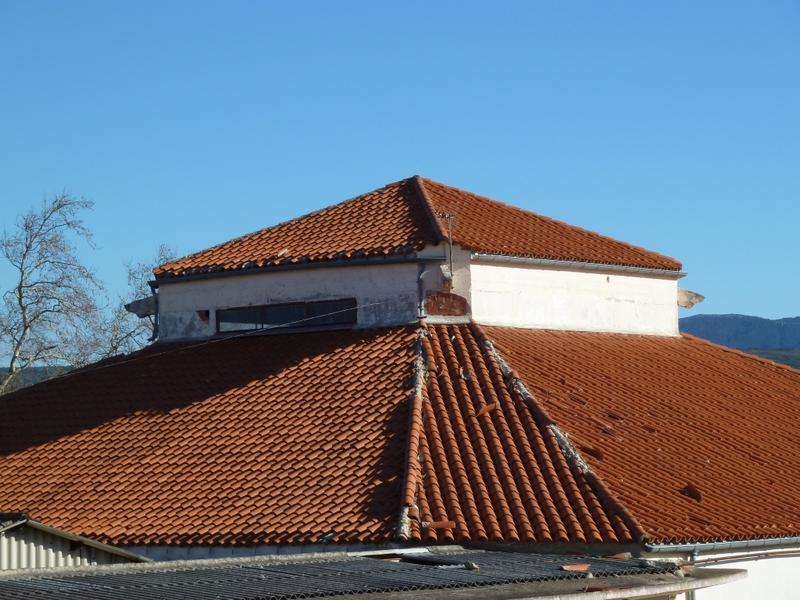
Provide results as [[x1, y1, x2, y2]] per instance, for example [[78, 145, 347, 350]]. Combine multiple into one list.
[[151, 254, 442, 287], [644, 535, 800, 554]]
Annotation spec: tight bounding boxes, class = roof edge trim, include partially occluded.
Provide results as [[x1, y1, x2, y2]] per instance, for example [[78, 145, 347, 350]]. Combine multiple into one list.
[[472, 253, 686, 278], [152, 255, 439, 286], [3, 517, 151, 562], [645, 535, 800, 554], [0, 515, 28, 534]]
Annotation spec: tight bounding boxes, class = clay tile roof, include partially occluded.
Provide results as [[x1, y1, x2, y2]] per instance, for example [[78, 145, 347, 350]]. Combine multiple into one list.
[[0, 324, 639, 548], [0, 328, 418, 546], [2, 323, 797, 547], [484, 326, 800, 544], [418, 178, 682, 271], [154, 178, 438, 279], [401, 324, 643, 545], [155, 176, 680, 279]]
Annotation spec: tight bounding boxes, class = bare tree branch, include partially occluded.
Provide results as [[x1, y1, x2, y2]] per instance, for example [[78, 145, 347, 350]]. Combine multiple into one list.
[[100, 243, 175, 357], [0, 194, 101, 394], [0, 194, 176, 395]]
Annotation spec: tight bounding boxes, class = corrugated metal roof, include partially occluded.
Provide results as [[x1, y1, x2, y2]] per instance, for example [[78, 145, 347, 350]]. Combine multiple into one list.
[[0, 550, 676, 600], [0, 514, 147, 570]]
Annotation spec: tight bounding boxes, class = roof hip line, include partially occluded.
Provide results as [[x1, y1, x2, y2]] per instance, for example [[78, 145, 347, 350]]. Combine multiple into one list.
[[411, 176, 444, 245], [476, 325, 649, 545], [397, 328, 429, 540]]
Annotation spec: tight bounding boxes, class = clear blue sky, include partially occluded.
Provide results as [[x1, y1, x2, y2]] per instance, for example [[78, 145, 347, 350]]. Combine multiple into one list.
[[1, 1, 798, 318]]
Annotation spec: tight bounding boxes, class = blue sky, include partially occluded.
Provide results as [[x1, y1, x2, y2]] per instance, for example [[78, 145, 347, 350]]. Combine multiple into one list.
[[1, 1, 798, 318]]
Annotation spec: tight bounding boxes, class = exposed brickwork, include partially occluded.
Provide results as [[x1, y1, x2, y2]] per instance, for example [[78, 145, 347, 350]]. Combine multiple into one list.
[[424, 291, 469, 316]]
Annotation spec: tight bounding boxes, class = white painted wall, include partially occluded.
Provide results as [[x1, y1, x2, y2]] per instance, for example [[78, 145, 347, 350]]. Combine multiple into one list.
[[156, 249, 681, 339], [692, 552, 800, 600], [470, 261, 680, 335], [157, 262, 422, 340], [417, 244, 472, 305]]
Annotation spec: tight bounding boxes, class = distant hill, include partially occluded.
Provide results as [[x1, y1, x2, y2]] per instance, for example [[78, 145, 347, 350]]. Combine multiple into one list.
[[680, 314, 800, 350], [680, 314, 800, 370], [0, 366, 72, 394], [746, 349, 800, 370]]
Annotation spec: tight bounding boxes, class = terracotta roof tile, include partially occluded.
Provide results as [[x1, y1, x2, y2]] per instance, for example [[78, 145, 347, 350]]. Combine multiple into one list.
[[155, 176, 680, 278], [484, 326, 800, 544]]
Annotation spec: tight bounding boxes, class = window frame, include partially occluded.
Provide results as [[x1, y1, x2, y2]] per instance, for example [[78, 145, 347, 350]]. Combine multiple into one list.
[[215, 297, 358, 334]]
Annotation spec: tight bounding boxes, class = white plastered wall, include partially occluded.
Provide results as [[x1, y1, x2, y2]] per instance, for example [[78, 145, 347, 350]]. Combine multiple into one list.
[[470, 260, 679, 336], [690, 552, 800, 600], [417, 243, 472, 306], [157, 262, 422, 340]]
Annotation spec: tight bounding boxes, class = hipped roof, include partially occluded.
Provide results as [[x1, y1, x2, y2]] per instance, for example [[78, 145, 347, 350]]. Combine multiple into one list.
[[154, 177, 681, 279], [1, 323, 799, 547]]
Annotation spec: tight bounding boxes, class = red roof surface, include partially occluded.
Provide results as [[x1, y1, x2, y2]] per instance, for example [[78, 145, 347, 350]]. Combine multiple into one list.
[[155, 177, 681, 278], [486, 327, 800, 544], [402, 324, 642, 545], [154, 178, 437, 279], [0, 328, 417, 546], [1, 324, 798, 547], [420, 178, 681, 271]]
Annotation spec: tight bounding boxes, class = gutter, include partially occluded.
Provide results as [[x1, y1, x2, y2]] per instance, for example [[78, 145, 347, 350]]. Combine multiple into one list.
[[150, 255, 444, 288], [644, 535, 800, 555], [471, 252, 686, 279]]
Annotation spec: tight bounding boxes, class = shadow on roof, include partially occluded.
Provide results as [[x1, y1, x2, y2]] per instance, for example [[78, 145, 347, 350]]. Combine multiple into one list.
[[0, 328, 400, 457]]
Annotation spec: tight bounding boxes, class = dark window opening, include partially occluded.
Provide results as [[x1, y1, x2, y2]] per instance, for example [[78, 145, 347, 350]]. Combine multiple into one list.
[[217, 298, 357, 333]]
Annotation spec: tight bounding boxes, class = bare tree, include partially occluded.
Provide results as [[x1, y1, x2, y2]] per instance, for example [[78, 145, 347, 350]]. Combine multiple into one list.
[[0, 194, 177, 394], [0, 194, 103, 394], [103, 244, 175, 356]]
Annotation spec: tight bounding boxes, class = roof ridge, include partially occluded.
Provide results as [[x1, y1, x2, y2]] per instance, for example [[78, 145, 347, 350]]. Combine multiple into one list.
[[411, 176, 444, 244], [471, 321, 649, 544], [680, 332, 800, 376], [419, 176, 681, 270], [155, 177, 420, 277], [397, 327, 428, 540]]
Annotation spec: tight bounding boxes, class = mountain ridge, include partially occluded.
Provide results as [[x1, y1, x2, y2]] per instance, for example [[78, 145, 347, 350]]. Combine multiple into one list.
[[680, 314, 800, 369], [680, 314, 800, 350]]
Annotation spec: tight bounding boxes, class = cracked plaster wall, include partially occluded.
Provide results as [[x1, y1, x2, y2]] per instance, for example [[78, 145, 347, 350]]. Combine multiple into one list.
[[157, 262, 421, 340]]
